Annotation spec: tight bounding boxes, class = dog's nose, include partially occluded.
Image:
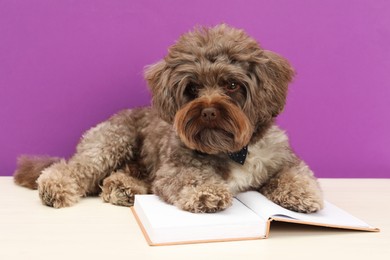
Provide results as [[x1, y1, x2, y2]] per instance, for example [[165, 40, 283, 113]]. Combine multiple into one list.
[[201, 107, 218, 122]]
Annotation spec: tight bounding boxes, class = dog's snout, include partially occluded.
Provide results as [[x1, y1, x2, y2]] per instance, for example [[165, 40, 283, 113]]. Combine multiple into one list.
[[201, 107, 218, 122]]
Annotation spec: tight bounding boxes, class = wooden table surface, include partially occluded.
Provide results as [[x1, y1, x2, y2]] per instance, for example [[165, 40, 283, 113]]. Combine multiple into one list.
[[1, 177, 389, 260]]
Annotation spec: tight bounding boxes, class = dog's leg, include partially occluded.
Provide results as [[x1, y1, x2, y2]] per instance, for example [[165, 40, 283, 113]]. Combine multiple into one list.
[[100, 170, 150, 207], [152, 164, 233, 213], [37, 110, 137, 208], [259, 161, 324, 213]]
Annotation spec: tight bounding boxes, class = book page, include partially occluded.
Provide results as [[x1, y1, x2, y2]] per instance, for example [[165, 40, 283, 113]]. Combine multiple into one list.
[[236, 191, 377, 230], [133, 195, 268, 245]]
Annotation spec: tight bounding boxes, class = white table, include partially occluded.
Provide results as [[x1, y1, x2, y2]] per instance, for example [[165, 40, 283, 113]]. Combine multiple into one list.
[[1, 177, 389, 260]]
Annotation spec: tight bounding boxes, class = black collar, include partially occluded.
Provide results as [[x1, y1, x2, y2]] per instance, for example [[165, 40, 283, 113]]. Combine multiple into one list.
[[227, 145, 248, 165]]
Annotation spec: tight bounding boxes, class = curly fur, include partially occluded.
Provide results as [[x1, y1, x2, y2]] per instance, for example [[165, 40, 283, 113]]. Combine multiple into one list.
[[14, 24, 323, 213]]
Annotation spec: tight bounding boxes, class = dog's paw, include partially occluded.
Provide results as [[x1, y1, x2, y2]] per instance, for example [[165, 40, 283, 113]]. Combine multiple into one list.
[[259, 161, 325, 213], [261, 180, 323, 213], [100, 172, 149, 207], [277, 193, 323, 213], [37, 165, 80, 208], [260, 163, 324, 213], [176, 186, 233, 213]]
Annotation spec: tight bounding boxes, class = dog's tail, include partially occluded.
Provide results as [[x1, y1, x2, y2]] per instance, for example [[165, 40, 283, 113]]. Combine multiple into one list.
[[14, 155, 62, 189]]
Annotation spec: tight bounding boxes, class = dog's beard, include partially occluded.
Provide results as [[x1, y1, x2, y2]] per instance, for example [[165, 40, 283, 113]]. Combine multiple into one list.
[[174, 95, 253, 154]]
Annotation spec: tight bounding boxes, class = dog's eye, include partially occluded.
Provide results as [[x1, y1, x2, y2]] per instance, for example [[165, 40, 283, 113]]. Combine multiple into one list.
[[186, 83, 200, 98], [190, 84, 199, 94], [225, 82, 240, 93]]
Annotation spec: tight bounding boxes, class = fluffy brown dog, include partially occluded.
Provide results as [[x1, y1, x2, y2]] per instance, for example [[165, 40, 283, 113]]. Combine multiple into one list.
[[14, 24, 323, 213]]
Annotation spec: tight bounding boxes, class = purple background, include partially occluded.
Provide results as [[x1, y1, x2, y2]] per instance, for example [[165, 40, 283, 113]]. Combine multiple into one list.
[[1, 0, 389, 178]]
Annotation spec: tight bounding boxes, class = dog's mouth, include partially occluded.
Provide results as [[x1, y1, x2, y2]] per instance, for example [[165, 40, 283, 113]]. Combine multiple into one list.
[[197, 128, 245, 154], [174, 96, 253, 154]]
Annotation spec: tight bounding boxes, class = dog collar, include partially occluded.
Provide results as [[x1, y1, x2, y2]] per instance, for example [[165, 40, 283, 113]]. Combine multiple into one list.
[[227, 145, 248, 165]]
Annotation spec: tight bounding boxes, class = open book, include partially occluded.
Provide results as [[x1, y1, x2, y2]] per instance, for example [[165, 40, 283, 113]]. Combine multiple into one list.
[[131, 191, 379, 246]]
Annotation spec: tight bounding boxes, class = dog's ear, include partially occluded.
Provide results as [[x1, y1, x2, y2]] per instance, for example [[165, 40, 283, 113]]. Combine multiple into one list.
[[144, 60, 177, 123], [252, 50, 295, 117]]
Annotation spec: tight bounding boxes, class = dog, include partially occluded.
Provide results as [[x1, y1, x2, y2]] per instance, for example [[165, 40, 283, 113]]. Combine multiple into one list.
[[14, 24, 323, 213]]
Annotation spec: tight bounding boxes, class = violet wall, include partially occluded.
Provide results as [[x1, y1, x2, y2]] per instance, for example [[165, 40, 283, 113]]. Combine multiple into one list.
[[1, 0, 389, 177]]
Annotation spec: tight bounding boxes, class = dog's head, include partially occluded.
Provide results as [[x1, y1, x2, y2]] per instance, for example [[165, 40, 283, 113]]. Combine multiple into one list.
[[145, 24, 294, 154]]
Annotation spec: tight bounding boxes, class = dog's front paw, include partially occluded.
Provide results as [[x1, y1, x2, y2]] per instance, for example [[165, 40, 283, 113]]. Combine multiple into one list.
[[100, 172, 149, 207], [37, 164, 80, 208], [176, 186, 233, 213], [278, 192, 323, 213], [260, 163, 324, 213], [261, 181, 323, 213]]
